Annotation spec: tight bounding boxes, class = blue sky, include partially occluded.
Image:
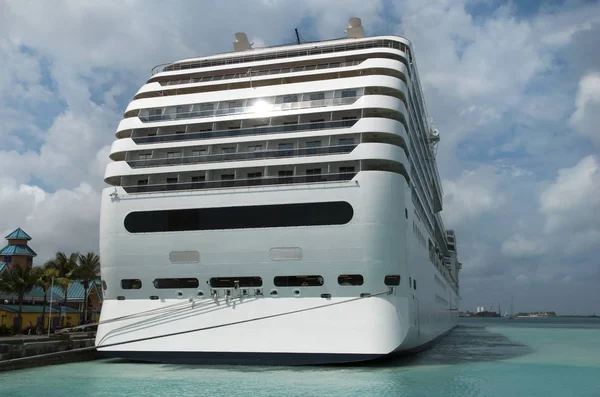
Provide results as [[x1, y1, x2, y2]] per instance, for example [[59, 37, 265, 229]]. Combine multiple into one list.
[[1, 0, 599, 314]]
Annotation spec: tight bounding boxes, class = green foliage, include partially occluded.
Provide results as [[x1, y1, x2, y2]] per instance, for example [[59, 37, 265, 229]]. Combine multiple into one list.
[[46, 252, 78, 305]]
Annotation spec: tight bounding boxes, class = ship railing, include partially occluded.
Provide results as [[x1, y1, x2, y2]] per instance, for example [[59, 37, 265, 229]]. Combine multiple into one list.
[[155, 39, 410, 75], [122, 172, 357, 194], [138, 96, 361, 123], [132, 119, 358, 144], [158, 60, 363, 86], [127, 144, 357, 168]]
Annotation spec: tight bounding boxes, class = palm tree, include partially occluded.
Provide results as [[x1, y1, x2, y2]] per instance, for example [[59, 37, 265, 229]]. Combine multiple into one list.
[[0, 265, 39, 331], [34, 264, 59, 331], [46, 252, 78, 326], [72, 252, 101, 322]]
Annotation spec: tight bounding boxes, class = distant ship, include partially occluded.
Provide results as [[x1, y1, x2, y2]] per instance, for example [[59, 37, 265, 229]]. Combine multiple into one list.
[[95, 17, 462, 365]]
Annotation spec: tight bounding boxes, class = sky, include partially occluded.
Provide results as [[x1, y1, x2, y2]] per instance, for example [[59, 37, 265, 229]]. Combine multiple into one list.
[[0, 0, 599, 315]]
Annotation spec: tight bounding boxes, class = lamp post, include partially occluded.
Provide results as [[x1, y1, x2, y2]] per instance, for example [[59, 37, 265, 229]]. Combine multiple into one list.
[[48, 277, 54, 337]]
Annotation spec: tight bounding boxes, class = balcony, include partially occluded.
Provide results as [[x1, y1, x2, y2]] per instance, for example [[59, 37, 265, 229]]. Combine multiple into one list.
[[132, 119, 357, 144], [128, 144, 357, 169], [123, 172, 357, 194], [138, 95, 361, 124]]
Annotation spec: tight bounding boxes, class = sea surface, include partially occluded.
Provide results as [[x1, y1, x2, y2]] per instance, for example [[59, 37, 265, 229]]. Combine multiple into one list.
[[2, 317, 599, 397]]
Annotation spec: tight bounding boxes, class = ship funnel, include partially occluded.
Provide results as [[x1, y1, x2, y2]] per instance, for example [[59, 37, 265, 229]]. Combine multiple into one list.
[[233, 32, 253, 51], [345, 17, 365, 38]]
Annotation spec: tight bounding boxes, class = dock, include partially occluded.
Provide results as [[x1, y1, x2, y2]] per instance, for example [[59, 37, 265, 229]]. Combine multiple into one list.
[[0, 332, 100, 372]]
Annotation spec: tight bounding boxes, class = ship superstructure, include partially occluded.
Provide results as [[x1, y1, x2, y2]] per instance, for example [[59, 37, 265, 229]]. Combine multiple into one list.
[[96, 18, 461, 365]]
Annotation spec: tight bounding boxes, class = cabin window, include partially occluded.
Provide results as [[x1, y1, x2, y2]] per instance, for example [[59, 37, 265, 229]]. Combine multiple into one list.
[[137, 179, 148, 186], [339, 166, 355, 173], [166, 177, 178, 184], [338, 274, 364, 286], [384, 275, 401, 286], [247, 145, 263, 152], [274, 275, 324, 287], [124, 202, 354, 233], [209, 277, 263, 288], [167, 152, 181, 158], [121, 279, 142, 289], [138, 153, 152, 160], [338, 138, 354, 145], [221, 147, 235, 154], [283, 95, 298, 103], [278, 143, 294, 150], [310, 92, 325, 101], [153, 278, 199, 289], [306, 140, 321, 148], [341, 90, 357, 98], [191, 176, 205, 183], [192, 149, 206, 157]]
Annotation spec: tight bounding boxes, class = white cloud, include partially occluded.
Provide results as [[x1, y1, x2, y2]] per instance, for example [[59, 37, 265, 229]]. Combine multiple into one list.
[[540, 155, 600, 234], [0, 182, 101, 263], [569, 72, 600, 147], [442, 167, 503, 227], [502, 234, 546, 258]]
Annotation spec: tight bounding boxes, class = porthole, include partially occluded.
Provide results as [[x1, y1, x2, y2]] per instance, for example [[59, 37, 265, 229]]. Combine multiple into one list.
[[293, 289, 301, 297], [196, 290, 204, 297], [270, 289, 278, 296], [176, 290, 184, 298]]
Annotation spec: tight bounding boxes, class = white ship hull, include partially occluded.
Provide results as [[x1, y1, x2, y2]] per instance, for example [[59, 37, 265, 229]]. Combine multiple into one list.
[[96, 172, 459, 365]]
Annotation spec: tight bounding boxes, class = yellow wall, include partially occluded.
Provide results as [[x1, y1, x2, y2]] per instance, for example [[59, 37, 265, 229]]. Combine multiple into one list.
[[0, 309, 81, 331]]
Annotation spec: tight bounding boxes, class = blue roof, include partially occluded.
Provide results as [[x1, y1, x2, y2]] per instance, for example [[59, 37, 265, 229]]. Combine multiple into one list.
[[5, 228, 32, 240], [21, 281, 99, 301], [0, 263, 6, 273], [0, 304, 79, 314], [0, 280, 102, 302], [0, 244, 37, 256]]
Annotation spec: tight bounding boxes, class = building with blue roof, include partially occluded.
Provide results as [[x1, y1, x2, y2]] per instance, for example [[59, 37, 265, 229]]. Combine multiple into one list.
[[0, 227, 36, 271]]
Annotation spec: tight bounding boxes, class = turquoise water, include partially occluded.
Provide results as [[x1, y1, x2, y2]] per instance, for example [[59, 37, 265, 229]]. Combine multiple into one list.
[[2, 317, 599, 397]]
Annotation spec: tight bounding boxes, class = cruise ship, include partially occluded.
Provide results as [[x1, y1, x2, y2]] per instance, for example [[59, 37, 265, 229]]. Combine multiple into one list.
[[96, 18, 462, 365]]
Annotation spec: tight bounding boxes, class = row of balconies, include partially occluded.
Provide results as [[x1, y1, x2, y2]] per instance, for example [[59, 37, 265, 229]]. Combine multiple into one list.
[[120, 161, 361, 194], [154, 37, 411, 75], [125, 141, 358, 169], [107, 144, 409, 193], [136, 89, 362, 123], [131, 117, 359, 145], [138, 60, 407, 100]]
